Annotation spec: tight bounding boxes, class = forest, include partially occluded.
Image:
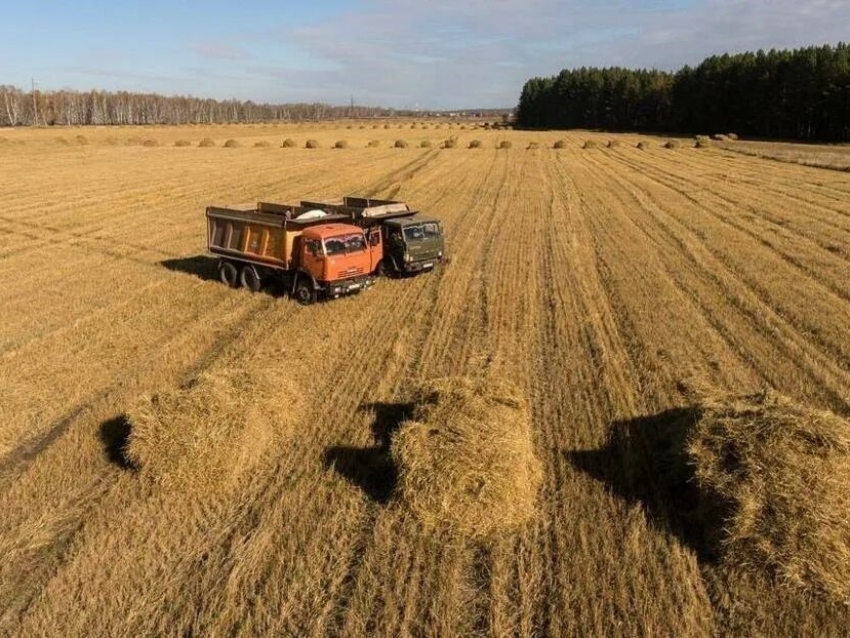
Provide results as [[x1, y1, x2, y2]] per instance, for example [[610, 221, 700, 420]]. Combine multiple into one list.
[[516, 43, 850, 141], [0, 87, 409, 127]]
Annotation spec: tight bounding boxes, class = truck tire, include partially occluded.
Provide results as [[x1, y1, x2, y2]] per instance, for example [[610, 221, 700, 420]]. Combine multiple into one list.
[[218, 260, 239, 288], [374, 260, 386, 277], [294, 278, 317, 305], [240, 264, 262, 292]]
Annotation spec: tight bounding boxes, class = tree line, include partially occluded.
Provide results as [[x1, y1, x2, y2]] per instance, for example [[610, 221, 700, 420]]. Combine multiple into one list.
[[516, 43, 850, 142], [0, 86, 412, 127]]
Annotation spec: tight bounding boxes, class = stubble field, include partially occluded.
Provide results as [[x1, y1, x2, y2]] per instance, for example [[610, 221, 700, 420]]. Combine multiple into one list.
[[1, 122, 849, 637]]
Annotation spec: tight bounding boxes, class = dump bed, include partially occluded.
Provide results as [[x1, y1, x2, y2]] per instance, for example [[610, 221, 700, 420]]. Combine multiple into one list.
[[300, 196, 417, 222], [206, 203, 347, 269]]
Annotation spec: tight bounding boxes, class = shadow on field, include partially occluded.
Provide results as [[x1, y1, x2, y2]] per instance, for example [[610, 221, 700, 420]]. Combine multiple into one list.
[[160, 255, 219, 282], [99, 416, 137, 471], [323, 401, 414, 503], [567, 407, 725, 564]]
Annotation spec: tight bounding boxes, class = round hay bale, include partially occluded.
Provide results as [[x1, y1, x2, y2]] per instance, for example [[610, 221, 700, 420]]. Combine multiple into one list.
[[688, 390, 850, 603], [305, 139, 320, 149], [663, 140, 681, 150], [54, 137, 70, 146], [607, 139, 621, 148], [367, 139, 380, 148], [468, 139, 483, 149], [420, 140, 432, 148], [281, 138, 297, 148], [75, 135, 89, 146], [254, 140, 271, 148], [526, 141, 540, 150], [695, 137, 712, 149], [105, 136, 119, 146], [126, 369, 300, 491], [582, 140, 598, 149], [727, 132, 739, 141], [394, 139, 408, 148], [142, 138, 159, 147], [126, 136, 143, 146], [636, 141, 650, 150], [334, 139, 349, 149], [498, 140, 512, 149], [174, 139, 192, 147], [712, 134, 729, 142], [442, 138, 457, 149], [553, 140, 567, 149], [223, 139, 240, 148], [199, 137, 216, 147], [391, 377, 543, 539], [384, 124, 391, 129]]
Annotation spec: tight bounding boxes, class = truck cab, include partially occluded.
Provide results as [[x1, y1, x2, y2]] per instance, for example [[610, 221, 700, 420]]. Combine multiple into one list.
[[295, 223, 379, 303], [382, 215, 445, 274]]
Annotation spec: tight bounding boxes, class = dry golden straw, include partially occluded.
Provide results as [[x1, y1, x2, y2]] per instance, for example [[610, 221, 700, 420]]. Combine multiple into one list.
[[391, 377, 543, 539], [688, 390, 850, 603]]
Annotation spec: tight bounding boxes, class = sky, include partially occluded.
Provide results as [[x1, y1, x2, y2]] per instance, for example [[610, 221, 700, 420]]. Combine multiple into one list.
[[0, 0, 848, 109]]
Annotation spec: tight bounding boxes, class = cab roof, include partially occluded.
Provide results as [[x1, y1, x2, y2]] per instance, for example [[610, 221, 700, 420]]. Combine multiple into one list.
[[302, 222, 363, 238], [389, 213, 440, 226]]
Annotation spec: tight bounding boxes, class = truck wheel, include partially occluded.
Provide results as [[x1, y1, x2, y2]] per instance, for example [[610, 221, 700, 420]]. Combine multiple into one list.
[[294, 278, 316, 305], [374, 260, 386, 277], [240, 265, 262, 292], [218, 261, 239, 288]]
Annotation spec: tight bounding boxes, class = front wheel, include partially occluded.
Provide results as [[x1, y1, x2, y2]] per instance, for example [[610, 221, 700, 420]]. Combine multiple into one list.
[[240, 265, 262, 292], [294, 278, 317, 305], [218, 260, 239, 288]]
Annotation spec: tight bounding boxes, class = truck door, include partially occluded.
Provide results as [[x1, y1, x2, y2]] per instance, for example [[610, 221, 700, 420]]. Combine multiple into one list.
[[368, 226, 382, 270], [302, 238, 325, 282]]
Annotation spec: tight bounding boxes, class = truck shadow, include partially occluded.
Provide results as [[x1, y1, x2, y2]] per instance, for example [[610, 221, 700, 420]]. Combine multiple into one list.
[[98, 416, 137, 471], [323, 401, 414, 503], [160, 256, 219, 282], [567, 407, 725, 565]]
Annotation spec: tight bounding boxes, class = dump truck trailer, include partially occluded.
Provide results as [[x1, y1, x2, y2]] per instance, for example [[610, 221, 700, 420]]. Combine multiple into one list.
[[206, 202, 377, 304], [301, 196, 445, 275]]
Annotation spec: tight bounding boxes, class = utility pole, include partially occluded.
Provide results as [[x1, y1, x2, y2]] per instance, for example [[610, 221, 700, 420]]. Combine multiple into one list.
[[31, 78, 39, 127]]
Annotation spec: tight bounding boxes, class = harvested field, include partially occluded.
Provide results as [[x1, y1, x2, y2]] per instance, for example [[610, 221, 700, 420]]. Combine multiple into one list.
[[1, 123, 850, 637]]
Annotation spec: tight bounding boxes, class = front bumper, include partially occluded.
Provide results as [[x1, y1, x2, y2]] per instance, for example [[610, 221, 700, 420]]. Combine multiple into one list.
[[403, 256, 442, 273], [326, 274, 375, 297]]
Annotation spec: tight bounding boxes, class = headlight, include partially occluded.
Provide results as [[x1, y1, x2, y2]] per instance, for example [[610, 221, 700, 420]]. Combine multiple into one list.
[[438, 251, 443, 258]]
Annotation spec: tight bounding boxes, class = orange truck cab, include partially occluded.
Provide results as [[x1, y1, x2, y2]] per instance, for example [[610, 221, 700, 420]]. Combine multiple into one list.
[[206, 202, 377, 304]]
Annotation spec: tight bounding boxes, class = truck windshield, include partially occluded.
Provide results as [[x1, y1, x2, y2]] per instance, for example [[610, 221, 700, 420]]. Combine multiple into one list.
[[324, 233, 367, 256], [404, 223, 441, 242]]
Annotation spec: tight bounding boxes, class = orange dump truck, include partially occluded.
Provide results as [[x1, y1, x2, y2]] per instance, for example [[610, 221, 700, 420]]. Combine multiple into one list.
[[206, 202, 378, 304]]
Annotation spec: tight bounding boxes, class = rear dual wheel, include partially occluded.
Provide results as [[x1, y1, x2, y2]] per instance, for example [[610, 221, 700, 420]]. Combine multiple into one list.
[[240, 265, 263, 292], [218, 260, 239, 288]]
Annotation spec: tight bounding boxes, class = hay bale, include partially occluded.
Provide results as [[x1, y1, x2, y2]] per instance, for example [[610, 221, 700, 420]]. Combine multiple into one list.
[[688, 390, 850, 603], [281, 138, 297, 148], [498, 140, 512, 149], [334, 139, 349, 149], [442, 138, 457, 149], [54, 137, 70, 146], [174, 139, 192, 147], [126, 369, 300, 490], [126, 136, 143, 146], [305, 139, 319, 149], [198, 137, 216, 147], [75, 135, 89, 146], [526, 141, 540, 150], [105, 136, 119, 146], [223, 139, 240, 148], [636, 141, 650, 150], [384, 124, 391, 129], [582, 140, 598, 149], [254, 140, 271, 148], [420, 140, 432, 148], [664, 140, 681, 149], [367, 140, 380, 148], [394, 139, 409, 148], [727, 132, 739, 141], [391, 377, 543, 539], [553, 140, 567, 149], [695, 137, 712, 149], [607, 139, 621, 148], [712, 134, 729, 142], [468, 139, 483, 149], [142, 138, 159, 147]]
